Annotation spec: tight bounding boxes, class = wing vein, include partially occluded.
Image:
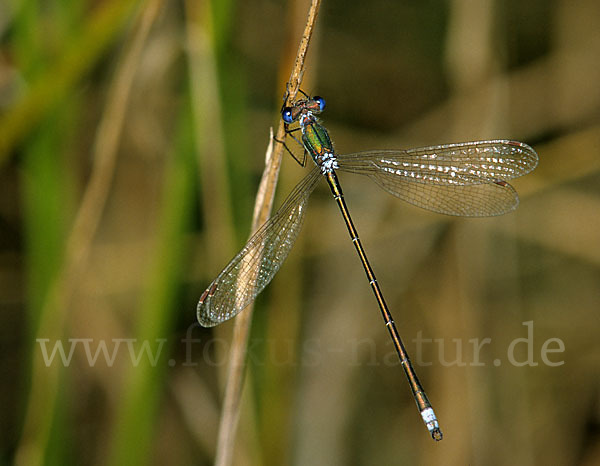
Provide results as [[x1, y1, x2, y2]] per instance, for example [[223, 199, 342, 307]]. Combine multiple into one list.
[[197, 167, 322, 326]]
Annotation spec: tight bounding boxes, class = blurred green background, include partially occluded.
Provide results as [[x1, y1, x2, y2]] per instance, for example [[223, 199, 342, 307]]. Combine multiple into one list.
[[1, 0, 599, 465]]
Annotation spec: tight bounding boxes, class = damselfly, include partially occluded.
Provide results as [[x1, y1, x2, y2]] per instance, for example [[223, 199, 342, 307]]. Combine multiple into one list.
[[197, 92, 538, 441]]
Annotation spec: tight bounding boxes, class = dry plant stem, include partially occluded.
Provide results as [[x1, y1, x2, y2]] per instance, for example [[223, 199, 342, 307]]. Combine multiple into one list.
[[213, 1, 321, 465], [13, 2, 163, 466]]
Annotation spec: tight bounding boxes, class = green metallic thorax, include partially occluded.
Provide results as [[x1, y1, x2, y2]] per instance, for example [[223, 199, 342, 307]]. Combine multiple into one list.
[[301, 117, 334, 162]]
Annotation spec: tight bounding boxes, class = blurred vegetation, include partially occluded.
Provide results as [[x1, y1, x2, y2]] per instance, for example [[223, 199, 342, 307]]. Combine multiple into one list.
[[1, 0, 599, 465]]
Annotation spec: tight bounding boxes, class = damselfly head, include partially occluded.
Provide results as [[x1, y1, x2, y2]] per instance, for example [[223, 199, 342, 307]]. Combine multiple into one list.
[[281, 94, 326, 124]]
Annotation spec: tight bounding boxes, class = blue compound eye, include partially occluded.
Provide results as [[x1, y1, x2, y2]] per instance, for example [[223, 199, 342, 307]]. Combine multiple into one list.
[[313, 96, 326, 112], [282, 107, 294, 123]]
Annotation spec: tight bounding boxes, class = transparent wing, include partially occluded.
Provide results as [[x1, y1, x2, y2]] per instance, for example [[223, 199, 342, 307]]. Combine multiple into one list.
[[197, 167, 322, 327], [336, 140, 538, 217]]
